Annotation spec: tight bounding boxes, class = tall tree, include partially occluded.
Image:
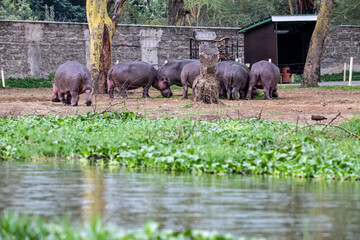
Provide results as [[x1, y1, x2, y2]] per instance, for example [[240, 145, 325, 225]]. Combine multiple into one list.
[[297, 0, 317, 14], [301, 0, 334, 87], [87, 0, 127, 94], [167, 0, 186, 25]]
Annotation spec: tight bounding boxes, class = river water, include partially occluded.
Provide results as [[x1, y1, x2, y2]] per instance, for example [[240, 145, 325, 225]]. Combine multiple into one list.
[[0, 162, 359, 240]]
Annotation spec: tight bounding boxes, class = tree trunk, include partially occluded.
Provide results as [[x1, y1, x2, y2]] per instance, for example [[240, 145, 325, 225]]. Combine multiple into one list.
[[288, 0, 294, 15], [301, 0, 334, 88], [86, 0, 127, 94], [167, 0, 186, 26], [297, 0, 317, 14], [192, 42, 219, 104]]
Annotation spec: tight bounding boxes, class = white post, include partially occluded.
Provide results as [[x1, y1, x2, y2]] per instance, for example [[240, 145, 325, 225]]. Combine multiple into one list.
[[164, 60, 168, 64], [116, 60, 119, 64], [343, 63, 347, 82], [268, 59, 272, 63], [291, 74, 295, 83], [1, 68, 5, 88], [349, 57, 353, 86]]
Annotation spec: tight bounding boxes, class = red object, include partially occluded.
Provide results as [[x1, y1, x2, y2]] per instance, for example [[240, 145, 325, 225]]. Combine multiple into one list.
[[281, 67, 290, 83]]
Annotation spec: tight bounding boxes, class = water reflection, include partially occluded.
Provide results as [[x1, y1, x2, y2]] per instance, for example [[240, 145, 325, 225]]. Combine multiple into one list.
[[0, 162, 359, 240]]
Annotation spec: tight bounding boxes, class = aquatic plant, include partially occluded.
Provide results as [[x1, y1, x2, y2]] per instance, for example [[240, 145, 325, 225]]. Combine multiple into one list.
[[0, 212, 250, 240], [0, 112, 359, 180]]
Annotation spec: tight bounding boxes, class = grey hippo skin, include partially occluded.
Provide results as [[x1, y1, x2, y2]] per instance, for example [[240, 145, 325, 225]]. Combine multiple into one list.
[[215, 61, 250, 99], [245, 60, 279, 100], [180, 62, 200, 99], [222, 64, 249, 100], [159, 59, 199, 86], [52, 61, 92, 106], [107, 61, 173, 99]]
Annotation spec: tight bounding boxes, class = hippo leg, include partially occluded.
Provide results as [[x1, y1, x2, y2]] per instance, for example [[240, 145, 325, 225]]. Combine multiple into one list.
[[108, 85, 115, 99], [59, 92, 68, 105], [142, 86, 151, 98], [66, 94, 72, 105], [119, 87, 129, 99], [232, 87, 240, 100], [263, 86, 272, 100], [239, 90, 246, 99], [182, 85, 188, 99], [70, 91, 79, 106], [272, 89, 278, 98], [85, 90, 92, 106]]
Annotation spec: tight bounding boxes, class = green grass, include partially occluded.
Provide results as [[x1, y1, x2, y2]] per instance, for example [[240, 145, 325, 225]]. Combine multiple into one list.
[[0, 212, 245, 240], [1, 112, 360, 180]]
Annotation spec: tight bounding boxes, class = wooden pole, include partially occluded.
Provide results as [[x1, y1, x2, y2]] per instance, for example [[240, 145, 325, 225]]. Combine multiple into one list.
[[1, 68, 5, 88], [343, 63, 347, 82], [349, 57, 353, 86]]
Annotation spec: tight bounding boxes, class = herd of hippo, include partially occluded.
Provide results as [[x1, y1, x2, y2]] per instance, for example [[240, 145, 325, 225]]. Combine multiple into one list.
[[51, 59, 280, 106]]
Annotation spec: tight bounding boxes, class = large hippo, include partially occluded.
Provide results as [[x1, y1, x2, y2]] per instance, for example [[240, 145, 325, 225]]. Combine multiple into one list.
[[245, 60, 279, 100], [215, 61, 250, 98], [222, 64, 249, 100], [52, 61, 92, 106], [107, 61, 172, 99], [180, 62, 200, 99], [159, 59, 199, 86]]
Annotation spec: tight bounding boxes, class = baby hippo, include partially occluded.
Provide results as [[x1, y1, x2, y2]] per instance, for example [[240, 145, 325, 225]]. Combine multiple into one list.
[[180, 62, 200, 99], [107, 61, 172, 99], [52, 61, 92, 106], [222, 64, 249, 100], [246, 60, 279, 100]]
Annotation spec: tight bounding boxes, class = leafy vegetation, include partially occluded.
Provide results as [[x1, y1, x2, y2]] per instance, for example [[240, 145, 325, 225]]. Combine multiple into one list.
[[0, 212, 245, 240], [1, 112, 359, 180], [5, 75, 53, 88]]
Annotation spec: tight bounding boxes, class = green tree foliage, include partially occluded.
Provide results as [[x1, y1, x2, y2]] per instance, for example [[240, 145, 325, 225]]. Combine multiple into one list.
[[1, 0, 360, 26], [331, 0, 360, 25], [30, 0, 86, 22], [0, 0, 34, 20]]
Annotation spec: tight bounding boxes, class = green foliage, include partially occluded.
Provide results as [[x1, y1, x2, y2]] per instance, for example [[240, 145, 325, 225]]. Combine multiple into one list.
[[5, 77, 52, 88], [0, 212, 249, 240], [0, 0, 34, 20], [1, 112, 359, 180]]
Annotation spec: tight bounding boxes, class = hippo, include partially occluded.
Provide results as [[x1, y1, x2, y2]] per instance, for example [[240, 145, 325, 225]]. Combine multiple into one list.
[[107, 61, 173, 99], [222, 64, 249, 100], [159, 59, 199, 86], [215, 61, 250, 99], [180, 62, 200, 99], [245, 60, 280, 100], [52, 61, 92, 106]]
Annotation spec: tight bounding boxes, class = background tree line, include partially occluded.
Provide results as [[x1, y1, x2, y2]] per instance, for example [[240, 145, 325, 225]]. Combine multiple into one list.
[[1, 0, 359, 27]]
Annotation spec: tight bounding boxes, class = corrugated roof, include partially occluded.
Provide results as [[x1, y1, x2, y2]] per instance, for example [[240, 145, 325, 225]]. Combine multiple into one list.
[[239, 14, 317, 33]]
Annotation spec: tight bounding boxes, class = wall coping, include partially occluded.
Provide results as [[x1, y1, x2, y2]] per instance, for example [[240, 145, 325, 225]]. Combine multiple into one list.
[[0, 19, 241, 30]]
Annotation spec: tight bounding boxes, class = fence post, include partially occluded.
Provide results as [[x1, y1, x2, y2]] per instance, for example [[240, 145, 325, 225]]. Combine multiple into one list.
[[349, 57, 353, 86], [343, 63, 347, 82], [1, 68, 5, 88]]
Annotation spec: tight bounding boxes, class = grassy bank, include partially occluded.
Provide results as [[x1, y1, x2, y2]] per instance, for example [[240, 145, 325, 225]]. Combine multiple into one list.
[[0, 212, 241, 240], [1, 112, 359, 180]]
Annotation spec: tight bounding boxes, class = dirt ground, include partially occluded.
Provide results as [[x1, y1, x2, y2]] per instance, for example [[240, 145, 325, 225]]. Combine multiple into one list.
[[1, 87, 359, 124]]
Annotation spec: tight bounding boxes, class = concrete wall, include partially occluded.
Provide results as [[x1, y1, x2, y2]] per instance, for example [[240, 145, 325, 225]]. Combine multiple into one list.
[[0, 20, 359, 79], [321, 25, 360, 75], [0, 20, 242, 79]]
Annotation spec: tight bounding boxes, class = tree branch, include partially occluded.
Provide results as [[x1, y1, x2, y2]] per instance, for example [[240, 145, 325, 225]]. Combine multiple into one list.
[[111, 0, 127, 25]]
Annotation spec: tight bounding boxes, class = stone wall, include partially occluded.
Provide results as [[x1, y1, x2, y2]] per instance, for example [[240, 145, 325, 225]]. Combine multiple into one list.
[[0, 20, 359, 79], [0, 20, 242, 79], [321, 25, 360, 75]]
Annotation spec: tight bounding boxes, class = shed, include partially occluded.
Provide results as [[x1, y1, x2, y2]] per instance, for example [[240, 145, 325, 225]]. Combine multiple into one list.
[[239, 15, 317, 74]]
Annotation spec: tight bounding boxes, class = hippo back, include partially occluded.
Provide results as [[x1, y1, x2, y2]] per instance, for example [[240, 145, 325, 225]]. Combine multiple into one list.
[[108, 61, 157, 90], [160, 59, 199, 86], [180, 62, 200, 88], [54, 61, 91, 94]]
